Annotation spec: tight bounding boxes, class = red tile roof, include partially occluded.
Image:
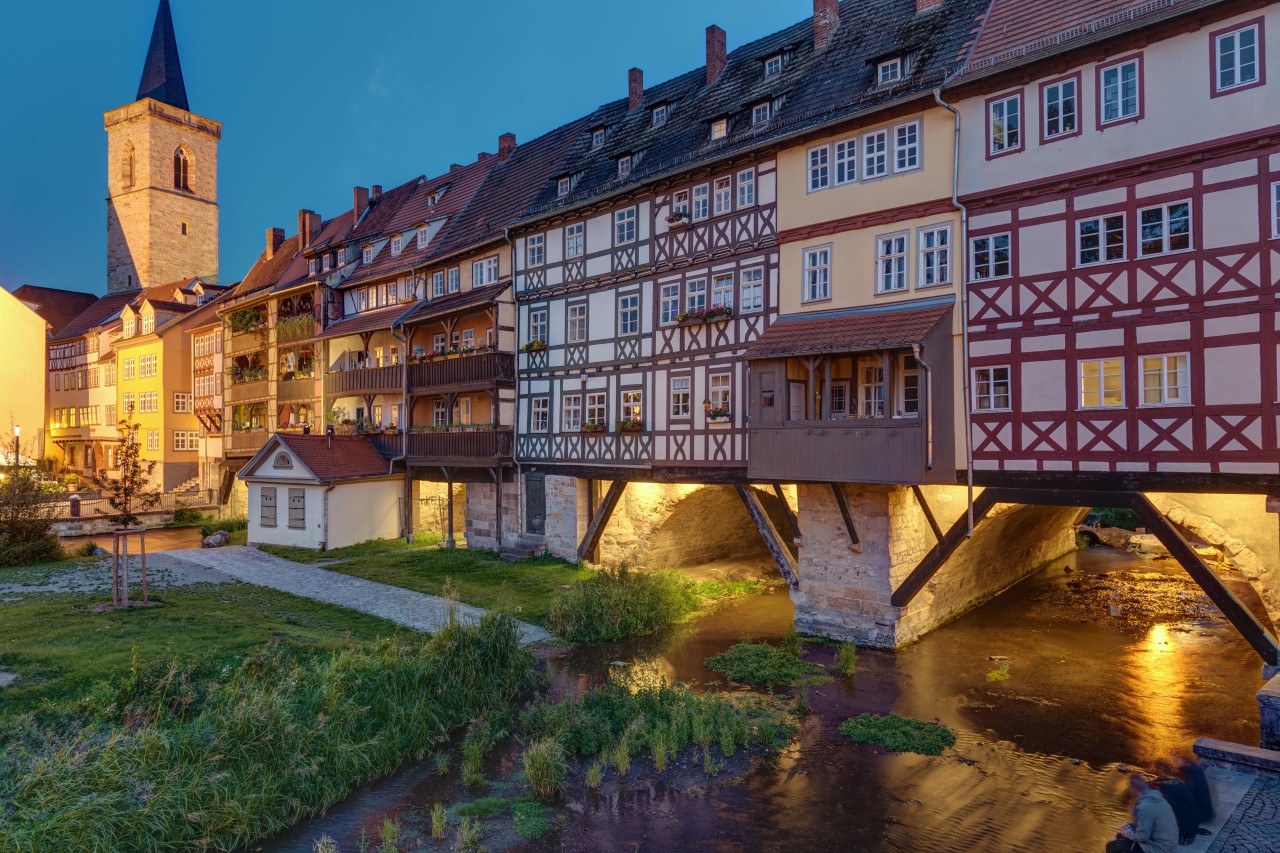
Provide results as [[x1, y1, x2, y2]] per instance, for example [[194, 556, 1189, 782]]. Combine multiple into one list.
[[10, 285, 97, 336], [321, 303, 414, 338], [273, 433, 391, 481], [744, 299, 953, 359]]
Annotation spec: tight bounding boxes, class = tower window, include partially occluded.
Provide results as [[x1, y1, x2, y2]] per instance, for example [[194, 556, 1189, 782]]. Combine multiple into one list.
[[180, 222, 188, 236], [122, 142, 135, 188], [173, 148, 190, 191]]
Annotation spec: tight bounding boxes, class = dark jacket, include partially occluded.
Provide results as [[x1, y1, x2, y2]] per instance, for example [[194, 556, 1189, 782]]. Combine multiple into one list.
[[1181, 761, 1214, 823], [1159, 780, 1199, 841]]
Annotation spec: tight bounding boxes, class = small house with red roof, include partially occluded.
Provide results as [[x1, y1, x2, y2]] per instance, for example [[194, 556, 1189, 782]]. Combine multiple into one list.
[[237, 432, 402, 550]]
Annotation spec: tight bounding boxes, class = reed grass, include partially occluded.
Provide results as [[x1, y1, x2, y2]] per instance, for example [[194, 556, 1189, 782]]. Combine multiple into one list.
[[832, 643, 858, 676], [521, 738, 568, 799], [431, 803, 447, 839], [705, 641, 825, 685], [838, 713, 957, 756]]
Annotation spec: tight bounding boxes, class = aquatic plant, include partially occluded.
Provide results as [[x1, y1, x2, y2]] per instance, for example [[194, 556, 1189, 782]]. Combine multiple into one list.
[[434, 751, 450, 775], [781, 627, 802, 657], [313, 836, 341, 853], [986, 661, 1011, 683], [453, 816, 482, 852], [461, 717, 495, 787], [512, 796, 554, 839], [377, 815, 401, 853], [794, 684, 811, 716], [833, 643, 858, 676], [838, 713, 957, 756], [705, 641, 825, 685], [611, 739, 632, 776], [453, 797, 508, 819], [522, 737, 568, 799], [431, 803, 447, 839], [584, 761, 603, 790]]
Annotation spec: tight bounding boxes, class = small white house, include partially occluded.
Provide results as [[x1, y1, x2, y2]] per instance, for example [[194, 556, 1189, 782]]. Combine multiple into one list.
[[238, 433, 402, 550]]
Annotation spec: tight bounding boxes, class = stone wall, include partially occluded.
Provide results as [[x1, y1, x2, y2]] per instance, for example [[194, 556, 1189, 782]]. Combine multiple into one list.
[[542, 475, 587, 559], [465, 480, 519, 551], [413, 480, 466, 539], [793, 484, 1083, 647], [52, 510, 175, 537]]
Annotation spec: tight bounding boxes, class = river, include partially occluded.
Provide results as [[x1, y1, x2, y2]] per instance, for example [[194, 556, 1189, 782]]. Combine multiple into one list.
[[62, 525, 205, 553], [266, 546, 1265, 852]]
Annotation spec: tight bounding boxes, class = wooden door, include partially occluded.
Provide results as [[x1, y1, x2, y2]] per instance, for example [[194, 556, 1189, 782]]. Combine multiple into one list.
[[525, 472, 545, 535]]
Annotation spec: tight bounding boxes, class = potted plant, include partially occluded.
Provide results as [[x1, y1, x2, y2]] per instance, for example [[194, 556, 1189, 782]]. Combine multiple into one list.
[[580, 421, 607, 434], [677, 305, 733, 324], [616, 419, 645, 433], [521, 339, 547, 353], [666, 210, 690, 229], [704, 401, 731, 423]]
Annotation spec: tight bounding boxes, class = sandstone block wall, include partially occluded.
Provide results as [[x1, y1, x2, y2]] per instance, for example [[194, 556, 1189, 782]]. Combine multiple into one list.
[[465, 480, 519, 551], [542, 475, 588, 559], [413, 480, 466, 539]]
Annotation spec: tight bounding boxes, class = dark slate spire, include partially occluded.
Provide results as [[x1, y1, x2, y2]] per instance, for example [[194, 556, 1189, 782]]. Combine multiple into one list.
[[135, 0, 189, 111]]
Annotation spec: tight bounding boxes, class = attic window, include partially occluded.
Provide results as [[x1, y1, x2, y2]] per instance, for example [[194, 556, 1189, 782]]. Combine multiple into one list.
[[651, 104, 668, 127], [557, 176, 571, 197], [272, 452, 293, 469], [710, 118, 728, 141], [362, 245, 373, 264], [752, 103, 771, 126], [308, 258, 318, 276], [618, 155, 632, 179], [391, 234, 403, 256], [591, 128, 606, 149], [878, 58, 903, 85], [418, 225, 429, 246], [764, 55, 783, 78], [322, 254, 332, 272]]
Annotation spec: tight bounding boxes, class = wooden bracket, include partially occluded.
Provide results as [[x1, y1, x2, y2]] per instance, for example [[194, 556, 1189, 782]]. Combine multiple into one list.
[[771, 482, 801, 541], [911, 484, 944, 543], [736, 485, 799, 590], [576, 480, 625, 562], [830, 483, 860, 548], [891, 489, 997, 607]]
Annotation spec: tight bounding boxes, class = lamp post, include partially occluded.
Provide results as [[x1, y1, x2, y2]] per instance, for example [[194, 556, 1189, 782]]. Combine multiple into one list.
[[11, 425, 19, 500]]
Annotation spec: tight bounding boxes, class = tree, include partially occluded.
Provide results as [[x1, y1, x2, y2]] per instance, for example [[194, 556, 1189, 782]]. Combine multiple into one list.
[[89, 411, 162, 528], [0, 429, 64, 566]]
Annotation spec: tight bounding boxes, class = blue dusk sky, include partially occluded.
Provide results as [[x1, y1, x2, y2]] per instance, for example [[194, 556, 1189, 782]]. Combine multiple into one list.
[[0, 0, 810, 296]]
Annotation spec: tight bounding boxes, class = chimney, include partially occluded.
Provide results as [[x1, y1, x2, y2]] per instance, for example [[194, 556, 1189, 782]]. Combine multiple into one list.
[[298, 209, 321, 248], [916, 0, 943, 11], [498, 132, 517, 161], [706, 26, 727, 86], [813, 0, 840, 51], [353, 186, 369, 226], [628, 67, 644, 111], [265, 227, 285, 259], [371, 184, 382, 198]]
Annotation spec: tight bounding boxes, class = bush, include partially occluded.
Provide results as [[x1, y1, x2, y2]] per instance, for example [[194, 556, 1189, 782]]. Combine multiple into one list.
[[0, 534, 64, 568], [546, 567, 699, 643], [838, 713, 957, 756], [200, 516, 248, 538], [168, 506, 207, 527], [511, 796, 554, 839], [832, 643, 858, 676], [705, 642, 824, 685], [521, 738, 567, 799]]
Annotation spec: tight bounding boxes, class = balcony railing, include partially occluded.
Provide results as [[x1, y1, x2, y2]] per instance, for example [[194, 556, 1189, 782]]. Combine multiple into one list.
[[278, 376, 319, 402], [409, 352, 515, 391], [227, 329, 268, 355], [368, 427, 513, 466], [324, 364, 401, 397], [225, 379, 270, 404], [227, 429, 269, 455]]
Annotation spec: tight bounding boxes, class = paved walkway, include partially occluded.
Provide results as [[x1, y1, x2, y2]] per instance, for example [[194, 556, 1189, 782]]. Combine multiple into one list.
[[1205, 775, 1280, 853], [158, 547, 551, 645]]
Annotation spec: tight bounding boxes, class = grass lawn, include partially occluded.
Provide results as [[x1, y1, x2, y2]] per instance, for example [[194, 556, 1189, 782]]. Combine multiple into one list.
[[258, 531, 443, 564], [0, 583, 405, 711]]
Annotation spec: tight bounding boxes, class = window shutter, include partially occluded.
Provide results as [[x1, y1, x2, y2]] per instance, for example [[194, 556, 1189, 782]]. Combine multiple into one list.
[[288, 489, 306, 529], [261, 487, 277, 527]]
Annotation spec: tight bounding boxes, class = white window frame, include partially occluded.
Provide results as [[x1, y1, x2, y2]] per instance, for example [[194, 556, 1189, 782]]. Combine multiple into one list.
[[1079, 358, 1125, 409], [531, 397, 549, 432], [617, 155, 632, 180], [1138, 201, 1192, 257], [834, 138, 857, 185], [432, 270, 445, 297], [433, 400, 447, 426], [711, 274, 734, 309], [660, 283, 680, 325], [863, 130, 888, 178], [585, 391, 607, 428], [1272, 181, 1280, 238], [362, 246, 373, 264], [618, 294, 640, 336], [709, 373, 731, 412], [1140, 353, 1192, 407], [614, 207, 637, 245], [557, 176, 571, 197], [652, 103, 668, 127], [391, 235, 403, 255], [1214, 24, 1260, 93], [527, 234, 545, 267], [877, 58, 902, 85], [591, 128, 605, 149], [740, 267, 764, 312], [1100, 59, 1141, 125], [765, 55, 783, 78], [808, 146, 830, 191], [671, 190, 690, 218], [713, 177, 732, 216], [896, 354, 920, 418], [562, 394, 583, 432], [752, 102, 771, 125], [528, 307, 548, 344], [876, 233, 908, 293], [988, 93, 1022, 155], [141, 314, 154, 335], [308, 258, 318, 276], [918, 224, 951, 287], [710, 118, 728, 141], [972, 366, 1012, 412], [447, 267, 460, 293], [146, 430, 160, 451], [692, 185, 710, 221], [970, 233, 1012, 281], [173, 392, 192, 413], [894, 121, 920, 172], [418, 226, 428, 247], [737, 168, 756, 208], [621, 389, 643, 424], [670, 377, 691, 418], [567, 303, 588, 343], [803, 245, 832, 303], [565, 222, 585, 258], [857, 357, 886, 418], [686, 279, 707, 312], [1043, 77, 1078, 139], [1077, 214, 1127, 266]]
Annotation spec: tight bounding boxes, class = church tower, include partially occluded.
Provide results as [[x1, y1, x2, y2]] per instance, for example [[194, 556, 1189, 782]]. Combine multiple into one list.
[[104, 0, 220, 294]]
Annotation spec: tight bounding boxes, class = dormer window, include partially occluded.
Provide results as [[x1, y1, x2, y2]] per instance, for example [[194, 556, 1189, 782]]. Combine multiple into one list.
[[308, 258, 318, 276], [710, 118, 728, 141], [877, 58, 903, 85], [651, 104, 668, 127], [752, 103, 771, 126], [272, 452, 293, 469], [591, 128, 606, 149], [123, 315, 136, 337], [765, 55, 783, 78], [390, 234, 403, 256], [141, 313, 154, 335], [418, 225, 429, 246], [362, 245, 373, 264], [322, 254, 332, 272], [557, 176, 571, 197], [618, 155, 632, 179]]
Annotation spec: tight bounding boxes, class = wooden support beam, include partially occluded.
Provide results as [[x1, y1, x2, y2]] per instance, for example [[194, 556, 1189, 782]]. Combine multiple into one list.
[[577, 480, 625, 563], [771, 482, 800, 540], [736, 484, 800, 591], [1130, 493, 1279, 666], [829, 483, 860, 547], [892, 489, 998, 607], [911, 484, 944, 543]]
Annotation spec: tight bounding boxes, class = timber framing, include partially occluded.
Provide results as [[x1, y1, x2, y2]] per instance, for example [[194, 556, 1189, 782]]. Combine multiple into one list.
[[577, 480, 625, 562], [735, 484, 799, 591], [772, 482, 801, 541], [911, 484, 944, 543], [830, 484, 861, 548], [892, 489, 998, 609]]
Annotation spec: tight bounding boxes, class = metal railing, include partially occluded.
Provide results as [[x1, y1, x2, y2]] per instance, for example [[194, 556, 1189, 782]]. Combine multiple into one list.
[[52, 488, 217, 520]]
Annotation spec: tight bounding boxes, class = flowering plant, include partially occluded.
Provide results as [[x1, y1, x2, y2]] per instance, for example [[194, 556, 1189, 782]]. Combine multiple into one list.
[[521, 340, 547, 353], [616, 419, 645, 433], [704, 402, 731, 420], [677, 305, 733, 323], [580, 421, 607, 434]]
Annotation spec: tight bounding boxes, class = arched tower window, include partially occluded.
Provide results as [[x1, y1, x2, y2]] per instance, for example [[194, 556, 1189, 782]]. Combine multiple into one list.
[[173, 148, 190, 191], [122, 142, 135, 188]]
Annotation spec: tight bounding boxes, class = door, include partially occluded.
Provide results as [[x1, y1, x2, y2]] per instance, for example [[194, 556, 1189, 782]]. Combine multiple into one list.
[[788, 380, 808, 422], [525, 472, 546, 535]]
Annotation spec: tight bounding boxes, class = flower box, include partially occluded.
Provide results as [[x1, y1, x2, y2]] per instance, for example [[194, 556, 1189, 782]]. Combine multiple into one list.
[[580, 422, 607, 434], [666, 212, 690, 229], [521, 340, 548, 353], [708, 414, 732, 424], [678, 306, 733, 324], [616, 420, 645, 433]]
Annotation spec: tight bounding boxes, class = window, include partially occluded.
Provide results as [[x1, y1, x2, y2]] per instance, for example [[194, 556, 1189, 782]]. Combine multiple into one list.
[[322, 254, 332, 272], [123, 314, 136, 337], [308, 258, 318, 276], [671, 190, 690, 218], [527, 234, 545, 267], [617, 155, 632, 179], [712, 274, 734, 309], [472, 256, 499, 286], [709, 374, 731, 413], [1080, 358, 1125, 408], [857, 358, 886, 418], [461, 329, 475, 349], [863, 130, 888, 178], [897, 355, 920, 417], [834, 138, 857, 185], [660, 283, 680, 324], [1214, 23, 1260, 94], [918, 225, 951, 286], [453, 397, 471, 425], [686, 279, 707, 312], [970, 234, 1011, 280], [692, 185, 710, 220], [363, 246, 373, 264], [123, 358, 136, 380], [531, 397, 549, 432], [418, 225, 428, 247], [1078, 215, 1126, 265], [1273, 181, 1280, 237], [670, 377, 691, 418], [765, 55, 783, 77], [123, 392, 136, 413], [894, 122, 920, 172], [288, 488, 306, 530], [106, 404, 117, 425], [652, 103, 668, 126], [740, 268, 763, 312], [180, 222, 188, 236], [803, 246, 831, 302], [173, 148, 189, 190], [713, 177, 732, 215], [141, 314, 154, 335], [141, 355, 157, 377], [877, 234, 908, 293], [105, 365, 116, 386], [562, 394, 582, 431], [877, 58, 902, 85], [173, 392, 192, 413], [565, 222, 584, 258], [433, 333, 447, 353], [173, 430, 198, 451], [432, 271, 445, 297], [621, 390, 643, 424], [433, 400, 447, 426], [122, 142, 135, 187], [988, 93, 1022, 155], [1042, 77, 1078, 139], [752, 102, 771, 125], [141, 392, 159, 413], [710, 118, 728, 140], [1142, 353, 1191, 406], [592, 128, 606, 149], [808, 146, 830, 191], [260, 487, 277, 528], [614, 208, 637, 244], [391, 234, 403, 255], [567, 304, 587, 343], [585, 392, 606, 428], [737, 169, 756, 207], [448, 267, 460, 293], [146, 430, 160, 451], [557, 176, 571, 197], [973, 366, 1012, 411], [529, 308, 548, 343], [1100, 58, 1141, 124], [1139, 202, 1191, 256], [619, 294, 640, 335]]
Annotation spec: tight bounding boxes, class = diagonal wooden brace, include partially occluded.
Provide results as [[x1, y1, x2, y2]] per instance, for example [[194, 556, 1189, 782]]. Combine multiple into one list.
[[892, 489, 997, 607], [736, 484, 799, 590], [577, 480, 625, 562]]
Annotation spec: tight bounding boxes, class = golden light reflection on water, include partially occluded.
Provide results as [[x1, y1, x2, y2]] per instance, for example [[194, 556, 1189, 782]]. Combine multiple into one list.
[[1123, 622, 1189, 766]]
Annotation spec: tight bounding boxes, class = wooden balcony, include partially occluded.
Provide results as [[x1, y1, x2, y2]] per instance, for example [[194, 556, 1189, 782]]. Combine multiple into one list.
[[227, 330, 267, 355], [278, 376, 319, 402], [194, 395, 219, 416], [225, 378, 269, 404], [226, 429, 269, 455], [748, 420, 933, 484], [368, 427, 513, 468], [324, 364, 401, 397], [408, 352, 515, 392]]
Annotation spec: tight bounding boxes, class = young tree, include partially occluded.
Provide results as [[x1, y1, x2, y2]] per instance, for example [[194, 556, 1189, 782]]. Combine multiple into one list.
[[89, 411, 161, 528], [0, 429, 64, 566]]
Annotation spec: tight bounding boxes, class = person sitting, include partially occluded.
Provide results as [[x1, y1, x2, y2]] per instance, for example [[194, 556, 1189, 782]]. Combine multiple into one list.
[[1173, 755, 1214, 825], [1156, 778, 1199, 844], [1106, 775, 1179, 853]]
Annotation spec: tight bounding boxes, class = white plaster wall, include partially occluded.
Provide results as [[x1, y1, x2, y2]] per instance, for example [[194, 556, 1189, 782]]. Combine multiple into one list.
[[328, 479, 402, 549], [246, 482, 326, 549]]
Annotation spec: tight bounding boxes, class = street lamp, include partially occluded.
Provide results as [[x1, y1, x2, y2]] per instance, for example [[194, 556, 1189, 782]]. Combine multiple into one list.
[[11, 425, 19, 499]]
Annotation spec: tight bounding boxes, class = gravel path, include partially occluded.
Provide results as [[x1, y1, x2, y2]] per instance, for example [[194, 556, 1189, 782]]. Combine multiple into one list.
[[0, 555, 230, 601], [160, 547, 551, 645]]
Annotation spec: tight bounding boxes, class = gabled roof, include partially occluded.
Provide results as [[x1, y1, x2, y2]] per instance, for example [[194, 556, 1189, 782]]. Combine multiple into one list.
[[10, 285, 97, 336], [239, 433, 391, 483], [320, 303, 414, 339], [743, 297, 953, 359], [136, 0, 189, 111], [49, 292, 136, 342], [227, 234, 310, 302]]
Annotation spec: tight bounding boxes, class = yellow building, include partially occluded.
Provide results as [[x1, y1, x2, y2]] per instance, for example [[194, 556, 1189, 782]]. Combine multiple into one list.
[[0, 286, 48, 451]]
